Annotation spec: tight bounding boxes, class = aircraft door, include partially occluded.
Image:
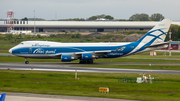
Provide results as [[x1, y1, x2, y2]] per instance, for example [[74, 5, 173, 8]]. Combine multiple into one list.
[[29, 48, 32, 54]]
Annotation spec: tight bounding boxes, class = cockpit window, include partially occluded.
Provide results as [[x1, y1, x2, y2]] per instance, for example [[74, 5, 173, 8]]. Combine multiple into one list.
[[19, 43, 24, 45]]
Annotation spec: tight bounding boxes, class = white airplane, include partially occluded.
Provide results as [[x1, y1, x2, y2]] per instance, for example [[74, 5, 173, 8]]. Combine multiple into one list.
[[9, 19, 172, 64]]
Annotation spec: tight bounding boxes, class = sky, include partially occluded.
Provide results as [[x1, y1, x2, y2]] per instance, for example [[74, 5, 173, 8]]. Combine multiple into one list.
[[0, 0, 180, 20]]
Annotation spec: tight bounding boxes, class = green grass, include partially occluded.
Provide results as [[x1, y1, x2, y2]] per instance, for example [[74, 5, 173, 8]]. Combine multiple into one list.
[[0, 45, 13, 53], [127, 51, 180, 59], [1, 55, 180, 63], [95, 57, 180, 63], [74, 65, 180, 70], [0, 70, 180, 101], [0, 56, 79, 63], [0, 34, 120, 53], [109, 30, 148, 35]]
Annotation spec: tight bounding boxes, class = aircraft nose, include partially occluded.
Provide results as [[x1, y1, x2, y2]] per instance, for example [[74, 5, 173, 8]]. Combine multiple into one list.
[[9, 48, 12, 54]]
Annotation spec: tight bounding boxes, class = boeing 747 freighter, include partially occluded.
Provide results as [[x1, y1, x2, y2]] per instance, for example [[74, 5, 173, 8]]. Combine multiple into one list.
[[9, 19, 172, 64]]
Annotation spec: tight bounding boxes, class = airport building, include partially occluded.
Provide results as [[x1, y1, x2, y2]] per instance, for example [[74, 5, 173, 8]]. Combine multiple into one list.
[[0, 20, 180, 33]]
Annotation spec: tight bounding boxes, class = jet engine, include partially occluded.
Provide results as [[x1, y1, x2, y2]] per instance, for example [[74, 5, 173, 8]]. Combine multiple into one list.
[[61, 55, 75, 62], [82, 53, 96, 60]]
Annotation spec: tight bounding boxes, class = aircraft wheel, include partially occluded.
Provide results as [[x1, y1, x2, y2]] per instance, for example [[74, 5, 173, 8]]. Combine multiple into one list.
[[83, 60, 87, 64], [79, 61, 83, 64], [87, 60, 90, 64], [89, 60, 93, 64], [87, 60, 93, 64], [25, 61, 29, 64], [90, 60, 93, 64], [80, 60, 86, 64], [79, 60, 85, 64]]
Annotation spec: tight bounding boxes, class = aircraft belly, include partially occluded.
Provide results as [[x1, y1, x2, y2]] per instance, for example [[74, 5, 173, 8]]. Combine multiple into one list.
[[13, 54, 59, 59]]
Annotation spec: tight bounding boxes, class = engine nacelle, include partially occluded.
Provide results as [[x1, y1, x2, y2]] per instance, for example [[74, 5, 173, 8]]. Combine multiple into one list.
[[82, 53, 93, 60], [61, 55, 74, 62]]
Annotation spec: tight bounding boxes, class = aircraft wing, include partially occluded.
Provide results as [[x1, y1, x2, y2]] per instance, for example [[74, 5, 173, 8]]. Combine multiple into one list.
[[74, 50, 112, 54], [145, 42, 169, 48], [55, 50, 112, 56]]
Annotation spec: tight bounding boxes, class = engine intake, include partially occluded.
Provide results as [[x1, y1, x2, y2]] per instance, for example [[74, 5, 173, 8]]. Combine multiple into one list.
[[82, 53, 94, 60], [61, 55, 74, 62]]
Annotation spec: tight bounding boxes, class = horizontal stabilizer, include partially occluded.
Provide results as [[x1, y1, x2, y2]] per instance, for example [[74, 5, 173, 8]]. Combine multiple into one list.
[[145, 42, 169, 48]]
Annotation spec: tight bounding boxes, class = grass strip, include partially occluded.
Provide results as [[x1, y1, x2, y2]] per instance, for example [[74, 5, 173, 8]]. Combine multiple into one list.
[[0, 70, 180, 101], [1, 56, 180, 63], [73, 65, 180, 70], [127, 51, 180, 59]]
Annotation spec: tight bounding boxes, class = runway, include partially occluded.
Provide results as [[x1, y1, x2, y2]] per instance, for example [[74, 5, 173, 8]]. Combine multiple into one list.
[[0, 53, 14, 56], [2, 53, 180, 61], [0, 63, 180, 74], [0, 92, 135, 101]]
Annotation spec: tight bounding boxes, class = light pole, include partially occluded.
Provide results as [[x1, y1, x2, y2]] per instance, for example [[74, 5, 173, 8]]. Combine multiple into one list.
[[34, 10, 36, 35], [178, 39, 180, 50], [169, 29, 172, 56]]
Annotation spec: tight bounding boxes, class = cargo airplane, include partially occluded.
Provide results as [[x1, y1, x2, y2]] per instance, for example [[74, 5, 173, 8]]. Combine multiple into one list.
[[9, 19, 172, 64]]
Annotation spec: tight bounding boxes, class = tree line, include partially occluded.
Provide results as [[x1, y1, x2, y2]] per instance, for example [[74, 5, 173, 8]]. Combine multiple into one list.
[[87, 13, 164, 21], [20, 13, 164, 21], [129, 13, 164, 21], [165, 24, 180, 41]]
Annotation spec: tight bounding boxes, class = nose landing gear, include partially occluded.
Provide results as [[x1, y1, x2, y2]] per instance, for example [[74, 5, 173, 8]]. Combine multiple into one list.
[[25, 58, 29, 64]]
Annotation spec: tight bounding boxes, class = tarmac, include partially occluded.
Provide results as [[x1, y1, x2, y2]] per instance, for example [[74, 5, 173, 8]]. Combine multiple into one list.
[[1, 92, 135, 101], [0, 63, 180, 74]]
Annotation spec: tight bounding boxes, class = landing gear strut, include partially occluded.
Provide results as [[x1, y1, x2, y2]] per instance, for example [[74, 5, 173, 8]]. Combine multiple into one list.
[[25, 58, 29, 64], [79, 60, 93, 64]]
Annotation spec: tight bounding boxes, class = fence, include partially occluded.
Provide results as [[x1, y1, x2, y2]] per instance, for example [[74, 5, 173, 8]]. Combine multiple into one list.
[[118, 78, 162, 83]]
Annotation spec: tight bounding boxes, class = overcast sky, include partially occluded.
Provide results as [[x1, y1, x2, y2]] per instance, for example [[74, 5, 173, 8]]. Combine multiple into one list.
[[0, 0, 180, 20]]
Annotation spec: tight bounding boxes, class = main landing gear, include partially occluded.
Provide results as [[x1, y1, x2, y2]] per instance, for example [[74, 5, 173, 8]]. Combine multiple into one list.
[[25, 58, 29, 64], [79, 60, 93, 64]]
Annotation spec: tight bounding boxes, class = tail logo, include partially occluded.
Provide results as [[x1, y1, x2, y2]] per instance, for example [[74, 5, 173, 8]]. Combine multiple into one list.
[[159, 24, 165, 26], [148, 29, 167, 41]]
